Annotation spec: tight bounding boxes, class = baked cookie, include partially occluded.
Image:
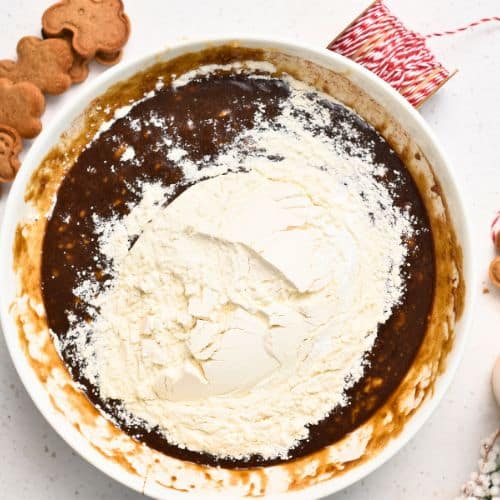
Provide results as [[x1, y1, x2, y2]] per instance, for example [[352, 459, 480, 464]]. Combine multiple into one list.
[[0, 78, 45, 138], [0, 36, 73, 94], [42, 0, 130, 62], [0, 124, 22, 183]]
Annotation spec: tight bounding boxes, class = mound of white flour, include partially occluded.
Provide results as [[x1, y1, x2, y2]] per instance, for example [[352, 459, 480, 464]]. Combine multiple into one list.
[[66, 63, 413, 460]]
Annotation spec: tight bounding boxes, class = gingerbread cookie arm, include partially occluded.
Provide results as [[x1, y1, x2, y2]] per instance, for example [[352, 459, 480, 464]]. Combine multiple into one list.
[[0, 60, 17, 76]]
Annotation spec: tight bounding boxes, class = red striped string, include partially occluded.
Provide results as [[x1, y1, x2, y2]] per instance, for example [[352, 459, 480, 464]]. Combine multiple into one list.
[[426, 17, 500, 38], [491, 212, 500, 247], [327, 1, 499, 107]]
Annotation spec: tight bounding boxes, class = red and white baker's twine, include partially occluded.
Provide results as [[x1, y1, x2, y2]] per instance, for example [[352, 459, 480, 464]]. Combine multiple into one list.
[[491, 212, 500, 249], [426, 16, 500, 38], [328, 1, 500, 108]]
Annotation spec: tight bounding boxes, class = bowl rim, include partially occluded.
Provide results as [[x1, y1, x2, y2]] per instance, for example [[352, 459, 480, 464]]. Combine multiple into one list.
[[0, 35, 476, 499]]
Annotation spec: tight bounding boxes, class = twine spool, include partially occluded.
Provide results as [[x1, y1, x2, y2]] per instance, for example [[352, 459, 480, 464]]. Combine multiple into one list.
[[328, 1, 500, 107]]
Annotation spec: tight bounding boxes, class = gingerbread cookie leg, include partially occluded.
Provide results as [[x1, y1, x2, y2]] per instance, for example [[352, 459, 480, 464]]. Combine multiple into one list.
[[95, 50, 122, 66], [68, 52, 90, 83]]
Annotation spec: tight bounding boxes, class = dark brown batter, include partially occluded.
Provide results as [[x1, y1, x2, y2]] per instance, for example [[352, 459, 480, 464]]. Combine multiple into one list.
[[41, 65, 435, 468]]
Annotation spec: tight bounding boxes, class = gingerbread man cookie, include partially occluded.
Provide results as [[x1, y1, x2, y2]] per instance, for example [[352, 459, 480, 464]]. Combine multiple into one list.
[[0, 36, 73, 95], [0, 0, 132, 184], [0, 125, 22, 183], [42, 0, 130, 62], [0, 79, 45, 139]]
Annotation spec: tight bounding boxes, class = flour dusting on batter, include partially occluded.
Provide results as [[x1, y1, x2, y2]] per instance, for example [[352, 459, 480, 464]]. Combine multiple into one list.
[[58, 63, 415, 460]]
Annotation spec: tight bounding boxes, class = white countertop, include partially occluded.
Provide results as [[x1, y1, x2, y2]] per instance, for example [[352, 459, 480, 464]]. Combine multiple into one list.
[[0, 0, 499, 498]]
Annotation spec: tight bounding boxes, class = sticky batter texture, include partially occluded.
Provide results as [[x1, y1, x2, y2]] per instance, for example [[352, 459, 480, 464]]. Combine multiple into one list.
[[41, 61, 435, 468]]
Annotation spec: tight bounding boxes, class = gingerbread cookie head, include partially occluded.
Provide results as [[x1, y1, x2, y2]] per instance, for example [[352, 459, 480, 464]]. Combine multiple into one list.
[[0, 78, 45, 139], [0, 125, 22, 183], [0, 36, 73, 95], [42, 0, 130, 60]]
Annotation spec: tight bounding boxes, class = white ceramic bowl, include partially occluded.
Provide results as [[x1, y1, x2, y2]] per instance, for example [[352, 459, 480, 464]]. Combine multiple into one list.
[[0, 37, 474, 499]]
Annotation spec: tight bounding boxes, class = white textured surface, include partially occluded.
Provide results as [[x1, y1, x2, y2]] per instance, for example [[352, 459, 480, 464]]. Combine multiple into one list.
[[0, 0, 498, 498]]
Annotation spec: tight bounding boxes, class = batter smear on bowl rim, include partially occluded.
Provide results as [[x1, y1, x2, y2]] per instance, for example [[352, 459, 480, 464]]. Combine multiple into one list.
[[40, 57, 435, 468]]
